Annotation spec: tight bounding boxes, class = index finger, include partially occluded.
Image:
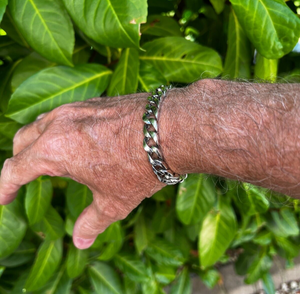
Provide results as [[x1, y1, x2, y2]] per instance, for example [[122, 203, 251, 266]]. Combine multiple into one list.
[[0, 143, 57, 205]]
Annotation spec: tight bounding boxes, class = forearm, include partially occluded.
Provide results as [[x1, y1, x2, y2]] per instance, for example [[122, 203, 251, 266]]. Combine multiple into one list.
[[159, 79, 300, 197]]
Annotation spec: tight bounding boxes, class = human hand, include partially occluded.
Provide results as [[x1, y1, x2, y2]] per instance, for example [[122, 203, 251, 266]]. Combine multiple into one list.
[[0, 93, 165, 249]]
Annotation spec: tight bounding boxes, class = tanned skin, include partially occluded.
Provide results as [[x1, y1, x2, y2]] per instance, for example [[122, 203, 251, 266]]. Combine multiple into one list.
[[0, 79, 299, 249]]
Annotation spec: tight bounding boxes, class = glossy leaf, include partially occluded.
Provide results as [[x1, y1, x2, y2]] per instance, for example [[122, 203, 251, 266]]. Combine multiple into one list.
[[223, 8, 251, 79], [140, 37, 222, 83], [0, 197, 27, 258], [176, 174, 216, 225], [25, 239, 63, 291], [152, 203, 175, 233], [0, 115, 21, 140], [141, 15, 182, 37], [170, 268, 191, 294], [63, 0, 147, 49], [145, 238, 185, 267], [0, 241, 35, 267], [66, 244, 88, 279], [0, 60, 21, 112], [123, 275, 141, 294], [266, 208, 299, 238], [134, 212, 154, 254], [138, 62, 167, 92], [230, 0, 300, 59], [0, 266, 4, 278], [154, 264, 176, 285], [9, 0, 74, 65], [199, 197, 237, 268], [262, 272, 275, 294], [209, 0, 225, 14], [89, 261, 123, 294], [254, 53, 278, 82], [0, 35, 30, 60], [275, 236, 300, 259], [6, 64, 112, 124], [25, 178, 52, 225], [95, 221, 124, 260], [0, 0, 7, 23], [1, 8, 29, 47], [199, 269, 221, 289], [31, 205, 65, 240], [11, 52, 54, 92], [114, 253, 149, 283], [34, 264, 72, 294], [107, 48, 139, 96], [245, 250, 272, 284], [66, 181, 93, 219], [232, 183, 269, 216]]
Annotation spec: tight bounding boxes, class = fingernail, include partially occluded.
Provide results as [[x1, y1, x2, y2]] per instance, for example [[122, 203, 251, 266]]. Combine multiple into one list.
[[74, 237, 95, 249]]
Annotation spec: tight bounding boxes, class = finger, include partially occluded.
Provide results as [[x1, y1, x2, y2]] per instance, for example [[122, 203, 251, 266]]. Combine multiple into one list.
[[13, 116, 50, 155], [0, 144, 56, 205], [73, 198, 125, 250]]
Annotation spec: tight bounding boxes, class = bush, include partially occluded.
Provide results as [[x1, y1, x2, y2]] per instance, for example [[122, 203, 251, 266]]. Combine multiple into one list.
[[0, 0, 300, 293]]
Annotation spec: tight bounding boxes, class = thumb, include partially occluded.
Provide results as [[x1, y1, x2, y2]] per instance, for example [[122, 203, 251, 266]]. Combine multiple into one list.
[[72, 199, 118, 250]]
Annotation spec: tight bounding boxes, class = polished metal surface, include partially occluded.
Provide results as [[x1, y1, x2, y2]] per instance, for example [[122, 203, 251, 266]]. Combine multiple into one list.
[[143, 85, 188, 185]]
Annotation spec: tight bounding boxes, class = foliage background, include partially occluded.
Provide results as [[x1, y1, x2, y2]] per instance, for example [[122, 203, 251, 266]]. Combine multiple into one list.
[[0, 0, 300, 293]]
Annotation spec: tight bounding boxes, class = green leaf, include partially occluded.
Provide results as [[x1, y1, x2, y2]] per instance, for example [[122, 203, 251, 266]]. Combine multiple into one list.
[[209, 0, 225, 14], [123, 275, 141, 294], [138, 62, 167, 92], [0, 115, 21, 140], [235, 251, 256, 276], [275, 236, 300, 259], [9, 0, 74, 66], [170, 268, 191, 294], [65, 213, 75, 237], [72, 39, 91, 65], [245, 250, 272, 284], [0, 60, 21, 112], [253, 231, 272, 246], [151, 184, 175, 202], [198, 269, 220, 289], [63, 0, 147, 49], [140, 37, 222, 83], [254, 53, 278, 82], [1, 7, 30, 47], [141, 15, 182, 37], [145, 238, 185, 267], [31, 205, 65, 240], [114, 253, 149, 283], [153, 264, 176, 285], [176, 174, 216, 225], [199, 197, 237, 268], [95, 221, 124, 260], [262, 272, 275, 294], [266, 208, 299, 238], [232, 183, 269, 216], [229, 0, 300, 59], [6, 64, 112, 124], [66, 181, 93, 219], [0, 197, 27, 258], [11, 52, 54, 92], [134, 211, 154, 254], [34, 264, 72, 294], [25, 239, 63, 291], [223, 8, 251, 79], [107, 48, 139, 96], [0, 241, 35, 267], [25, 178, 52, 225], [0, 266, 4, 278], [152, 203, 175, 233], [0, 35, 30, 60], [89, 261, 123, 294], [0, 0, 7, 23], [66, 244, 88, 279]]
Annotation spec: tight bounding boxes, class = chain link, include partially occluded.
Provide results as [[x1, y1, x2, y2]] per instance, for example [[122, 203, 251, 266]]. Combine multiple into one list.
[[143, 85, 188, 185]]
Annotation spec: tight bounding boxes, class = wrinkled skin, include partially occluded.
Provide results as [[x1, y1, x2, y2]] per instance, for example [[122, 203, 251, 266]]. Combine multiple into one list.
[[0, 93, 165, 249]]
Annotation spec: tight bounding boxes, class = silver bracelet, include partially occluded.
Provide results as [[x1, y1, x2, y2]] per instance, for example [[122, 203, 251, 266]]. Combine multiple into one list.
[[142, 85, 188, 185]]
